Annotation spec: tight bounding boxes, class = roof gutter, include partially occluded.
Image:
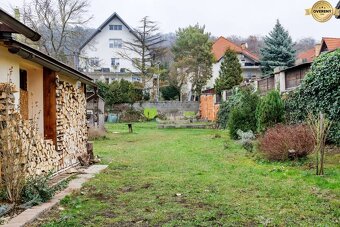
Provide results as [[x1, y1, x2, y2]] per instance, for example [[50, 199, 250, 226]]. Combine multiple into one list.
[[0, 8, 41, 41], [5, 41, 96, 87]]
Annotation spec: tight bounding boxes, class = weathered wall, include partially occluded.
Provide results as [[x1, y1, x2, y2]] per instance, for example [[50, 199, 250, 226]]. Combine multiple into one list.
[[0, 46, 20, 107], [0, 46, 45, 136], [27, 67, 44, 135], [132, 101, 199, 115]]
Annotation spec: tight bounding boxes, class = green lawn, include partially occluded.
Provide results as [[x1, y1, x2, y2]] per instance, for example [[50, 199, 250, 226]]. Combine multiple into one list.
[[34, 122, 339, 226]]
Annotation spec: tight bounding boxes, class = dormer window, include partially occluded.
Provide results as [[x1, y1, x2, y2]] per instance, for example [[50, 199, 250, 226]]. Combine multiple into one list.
[[109, 25, 122, 30]]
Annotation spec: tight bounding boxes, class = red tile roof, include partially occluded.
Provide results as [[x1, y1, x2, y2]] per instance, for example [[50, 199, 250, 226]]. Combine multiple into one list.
[[297, 48, 316, 62], [212, 36, 259, 62], [321, 37, 340, 52]]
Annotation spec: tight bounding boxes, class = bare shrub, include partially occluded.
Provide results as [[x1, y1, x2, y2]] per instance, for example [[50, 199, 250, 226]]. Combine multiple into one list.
[[0, 83, 27, 203], [308, 113, 332, 175], [88, 127, 107, 140], [120, 109, 145, 122], [259, 124, 315, 161]]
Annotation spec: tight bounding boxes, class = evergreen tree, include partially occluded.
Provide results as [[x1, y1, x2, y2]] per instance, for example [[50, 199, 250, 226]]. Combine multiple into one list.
[[172, 24, 214, 99], [215, 49, 243, 93], [260, 20, 296, 75]]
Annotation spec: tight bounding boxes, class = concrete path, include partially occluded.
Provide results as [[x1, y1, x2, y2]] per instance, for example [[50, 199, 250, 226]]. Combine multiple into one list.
[[2, 165, 108, 227]]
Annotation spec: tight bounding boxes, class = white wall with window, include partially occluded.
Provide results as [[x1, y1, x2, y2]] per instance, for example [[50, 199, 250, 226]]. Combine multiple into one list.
[[205, 54, 261, 90], [109, 25, 122, 30], [80, 15, 143, 78], [109, 39, 122, 48]]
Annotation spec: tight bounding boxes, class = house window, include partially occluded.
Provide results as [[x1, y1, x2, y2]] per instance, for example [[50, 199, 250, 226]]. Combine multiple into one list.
[[132, 76, 141, 82], [105, 78, 110, 84], [111, 58, 120, 66], [20, 69, 28, 120], [109, 25, 123, 30], [109, 39, 122, 48], [89, 57, 99, 67], [20, 69, 27, 91]]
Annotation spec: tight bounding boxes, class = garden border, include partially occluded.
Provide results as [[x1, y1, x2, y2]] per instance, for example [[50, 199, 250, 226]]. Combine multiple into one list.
[[1, 165, 108, 227]]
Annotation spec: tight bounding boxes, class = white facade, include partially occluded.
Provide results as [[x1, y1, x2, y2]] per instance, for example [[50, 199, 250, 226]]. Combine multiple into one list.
[[79, 13, 143, 83], [205, 54, 262, 90]]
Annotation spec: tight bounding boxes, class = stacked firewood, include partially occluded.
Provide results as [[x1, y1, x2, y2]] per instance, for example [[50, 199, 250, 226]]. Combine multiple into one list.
[[0, 80, 89, 178], [0, 83, 59, 177], [56, 80, 88, 169], [0, 83, 16, 121]]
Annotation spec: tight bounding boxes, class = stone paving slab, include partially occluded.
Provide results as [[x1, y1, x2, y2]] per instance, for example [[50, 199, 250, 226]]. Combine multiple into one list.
[[1, 165, 108, 227]]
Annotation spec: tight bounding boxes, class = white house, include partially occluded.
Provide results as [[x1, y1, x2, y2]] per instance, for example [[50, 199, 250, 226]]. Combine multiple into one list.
[[204, 37, 262, 92], [78, 13, 143, 84]]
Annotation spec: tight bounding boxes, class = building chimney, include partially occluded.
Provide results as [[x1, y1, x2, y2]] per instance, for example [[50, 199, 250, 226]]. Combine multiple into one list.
[[241, 43, 248, 49], [314, 43, 321, 57], [14, 7, 20, 21]]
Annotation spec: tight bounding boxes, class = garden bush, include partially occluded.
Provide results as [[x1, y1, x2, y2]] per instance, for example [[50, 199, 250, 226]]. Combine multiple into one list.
[[258, 124, 315, 161], [237, 129, 255, 152], [216, 88, 242, 129], [256, 90, 284, 133], [21, 173, 54, 206], [228, 87, 259, 139], [120, 109, 144, 122], [285, 49, 340, 144], [88, 127, 107, 140], [184, 111, 196, 119], [144, 108, 158, 120]]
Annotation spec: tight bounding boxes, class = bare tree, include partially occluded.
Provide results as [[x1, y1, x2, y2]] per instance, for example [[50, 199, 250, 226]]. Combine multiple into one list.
[[227, 35, 264, 56], [21, 0, 92, 65], [295, 37, 316, 54], [308, 113, 332, 176], [167, 57, 193, 101], [119, 16, 165, 82]]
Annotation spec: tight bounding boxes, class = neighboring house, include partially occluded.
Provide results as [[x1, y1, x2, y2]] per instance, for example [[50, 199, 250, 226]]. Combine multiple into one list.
[[296, 45, 320, 64], [256, 37, 340, 94], [78, 12, 143, 84], [204, 36, 261, 91], [297, 37, 340, 64], [0, 8, 95, 177]]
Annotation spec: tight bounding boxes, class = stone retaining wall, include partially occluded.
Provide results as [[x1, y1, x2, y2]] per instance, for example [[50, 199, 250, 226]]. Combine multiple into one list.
[[132, 101, 199, 115]]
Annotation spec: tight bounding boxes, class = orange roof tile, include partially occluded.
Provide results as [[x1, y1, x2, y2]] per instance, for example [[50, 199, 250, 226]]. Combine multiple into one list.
[[212, 36, 259, 62], [322, 37, 340, 52], [297, 48, 315, 62]]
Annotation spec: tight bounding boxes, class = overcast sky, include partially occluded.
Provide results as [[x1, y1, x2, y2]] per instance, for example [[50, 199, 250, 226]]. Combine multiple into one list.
[[2, 0, 340, 41]]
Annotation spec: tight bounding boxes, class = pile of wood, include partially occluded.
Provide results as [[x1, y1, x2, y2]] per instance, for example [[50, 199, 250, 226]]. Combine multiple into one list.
[[56, 80, 88, 169], [0, 83, 16, 121], [0, 83, 59, 177], [0, 80, 89, 178]]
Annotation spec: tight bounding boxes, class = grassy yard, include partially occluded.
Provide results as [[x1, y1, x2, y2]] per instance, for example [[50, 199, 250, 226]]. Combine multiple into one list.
[[33, 122, 339, 226]]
